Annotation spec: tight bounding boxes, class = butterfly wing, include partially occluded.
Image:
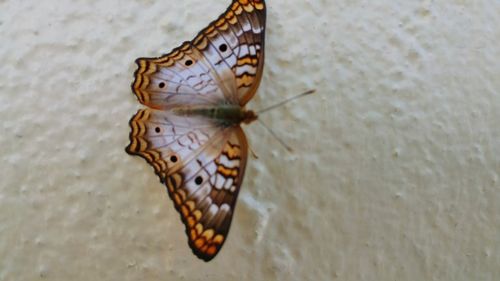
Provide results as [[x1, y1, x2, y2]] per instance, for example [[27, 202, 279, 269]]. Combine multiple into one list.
[[132, 0, 266, 109], [126, 108, 249, 261], [127, 0, 265, 261], [126, 109, 223, 182]]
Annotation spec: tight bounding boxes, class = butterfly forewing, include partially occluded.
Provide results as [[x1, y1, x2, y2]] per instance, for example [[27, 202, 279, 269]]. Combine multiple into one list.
[[127, 0, 266, 261], [127, 109, 249, 261], [132, 0, 266, 109], [171, 128, 249, 261]]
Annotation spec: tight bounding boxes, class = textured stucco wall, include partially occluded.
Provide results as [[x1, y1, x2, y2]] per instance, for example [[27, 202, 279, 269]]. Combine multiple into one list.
[[1, 0, 499, 280]]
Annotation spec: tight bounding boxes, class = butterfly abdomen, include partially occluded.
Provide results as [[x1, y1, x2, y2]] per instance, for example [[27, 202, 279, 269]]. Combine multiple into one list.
[[173, 105, 257, 126]]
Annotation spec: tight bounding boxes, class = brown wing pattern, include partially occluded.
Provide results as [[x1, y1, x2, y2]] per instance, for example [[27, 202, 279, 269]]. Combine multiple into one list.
[[126, 109, 249, 261], [166, 128, 249, 261], [132, 0, 266, 109], [127, 0, 264, 261], [126, 108, 222, 182]]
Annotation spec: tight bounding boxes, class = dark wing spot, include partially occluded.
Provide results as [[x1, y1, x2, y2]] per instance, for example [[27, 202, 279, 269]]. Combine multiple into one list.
[[155, 127, 161, 133], [219, 44, 228, 52], [185, 59, 193, 66], [158, 82, 166, 88], [195, 176, 203, 185], [170, 155, 178, 163]]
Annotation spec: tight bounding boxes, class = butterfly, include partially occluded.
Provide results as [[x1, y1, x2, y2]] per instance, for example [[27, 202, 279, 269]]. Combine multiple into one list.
[[126, 0, 267, 261]]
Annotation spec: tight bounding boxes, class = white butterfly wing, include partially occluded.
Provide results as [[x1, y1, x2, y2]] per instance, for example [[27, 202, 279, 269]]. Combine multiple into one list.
[[131, 0, 266, 109], [127, 0, 266, 261], [126, 109, 249, 261]]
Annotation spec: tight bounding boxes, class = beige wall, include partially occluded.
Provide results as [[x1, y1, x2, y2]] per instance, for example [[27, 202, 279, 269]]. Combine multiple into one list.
[[1, 0, 499, 280]]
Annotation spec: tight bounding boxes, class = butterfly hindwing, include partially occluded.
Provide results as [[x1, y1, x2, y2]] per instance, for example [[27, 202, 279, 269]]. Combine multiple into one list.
[[132, 0, 266, 109], [127, 109, 249, 261], [126, 108, 223, 182]]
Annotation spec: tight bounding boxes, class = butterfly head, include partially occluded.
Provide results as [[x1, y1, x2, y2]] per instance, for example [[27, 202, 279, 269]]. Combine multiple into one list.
[[242, 109, 258, 124]]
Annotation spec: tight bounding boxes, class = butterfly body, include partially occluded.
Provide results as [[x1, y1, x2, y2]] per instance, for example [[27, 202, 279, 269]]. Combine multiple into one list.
[[172, 105, 258, 127], [127, 0, 266, 261]]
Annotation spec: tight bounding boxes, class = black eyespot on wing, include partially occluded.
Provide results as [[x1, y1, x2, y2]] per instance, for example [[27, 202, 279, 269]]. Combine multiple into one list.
[[158, 82, 165, 88], [170, 155, 178, 163], [185, 59, 193, 66], [219, 44, 227, 52], [195, 176, 203, 185], [155, 127, 161, 133]]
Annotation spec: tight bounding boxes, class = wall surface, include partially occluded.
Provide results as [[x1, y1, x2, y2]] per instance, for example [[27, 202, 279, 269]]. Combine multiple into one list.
[[1, 0, 499, 280]]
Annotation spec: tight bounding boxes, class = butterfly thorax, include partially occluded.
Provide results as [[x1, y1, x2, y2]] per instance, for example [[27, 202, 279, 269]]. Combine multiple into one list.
[[172, 105, 257, 127]]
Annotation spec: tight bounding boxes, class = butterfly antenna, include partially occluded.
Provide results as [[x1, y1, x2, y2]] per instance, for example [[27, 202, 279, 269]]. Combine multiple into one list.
[[257, 89, 316, 114], [257, 119, 293, 152], [249, 146, 259, 159]]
